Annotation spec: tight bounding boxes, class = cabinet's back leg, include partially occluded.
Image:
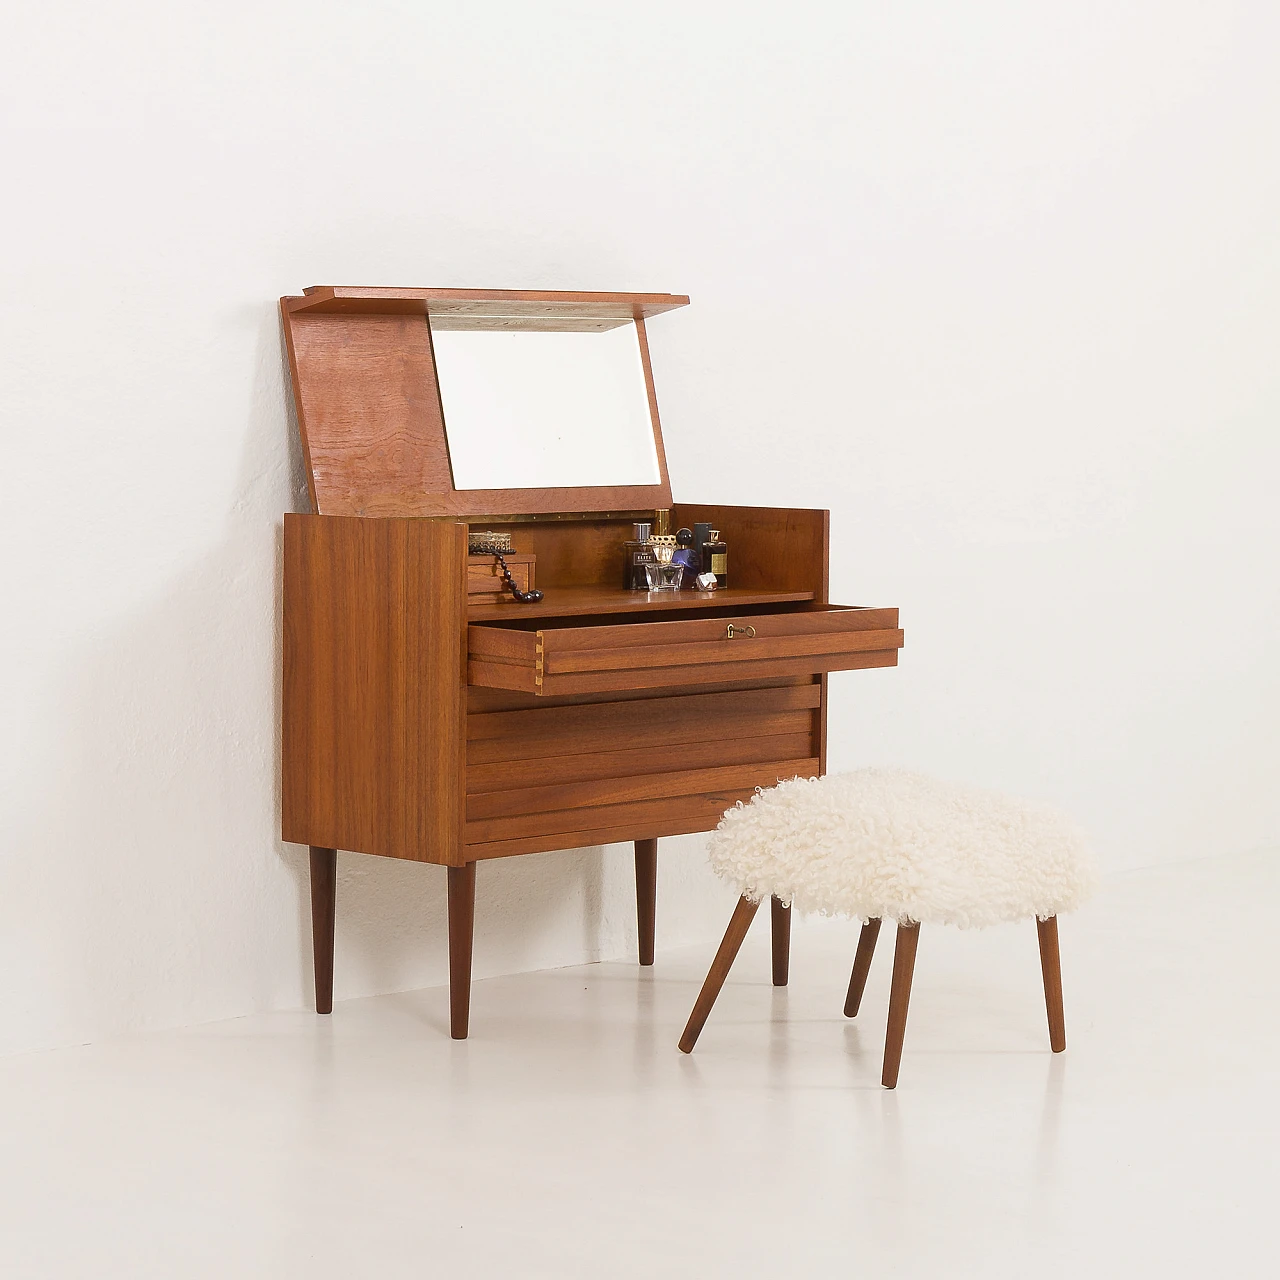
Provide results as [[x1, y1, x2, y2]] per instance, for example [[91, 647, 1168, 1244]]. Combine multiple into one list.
[[309, 847, 337, 1015], [844, 917, 882, 1017], [635, 839, 657, 966], [448, 863, 477, 1040], [1036, 915, 1067, 1052], [771, 897, 791, 986], [679, 896, 761, 1053]]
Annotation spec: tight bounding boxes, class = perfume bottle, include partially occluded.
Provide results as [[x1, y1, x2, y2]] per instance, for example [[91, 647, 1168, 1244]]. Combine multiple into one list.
[[672, 527, 699, 575], [623, 522, 655, 590], [700, 529, 728, 588], [644, 536, 684, 591]]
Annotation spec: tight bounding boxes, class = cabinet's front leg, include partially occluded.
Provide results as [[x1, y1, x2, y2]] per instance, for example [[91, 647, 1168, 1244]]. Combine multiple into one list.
[[635, 839, 658, 966], [447, 862, 477, 1039], [309, 846, 337, 1014], [771, 896, 791, 986]]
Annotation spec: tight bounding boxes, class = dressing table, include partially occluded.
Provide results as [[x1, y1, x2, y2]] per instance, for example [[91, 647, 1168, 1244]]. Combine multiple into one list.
[[280, 286, 903, 1036]]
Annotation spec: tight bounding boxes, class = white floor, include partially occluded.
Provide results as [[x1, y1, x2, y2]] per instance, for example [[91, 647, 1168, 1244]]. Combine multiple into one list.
[[2, 852, 1276, 1278]]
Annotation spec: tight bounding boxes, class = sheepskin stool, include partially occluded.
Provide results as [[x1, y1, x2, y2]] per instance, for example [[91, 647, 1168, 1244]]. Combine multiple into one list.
[[678, 768, 1096, 1087]]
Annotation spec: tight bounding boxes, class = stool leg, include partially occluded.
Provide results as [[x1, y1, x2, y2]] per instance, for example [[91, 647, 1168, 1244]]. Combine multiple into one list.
[[1036, 915, 1067, 1052], [770, 897, 791, 986], [882, 921, 920, 1089], [843, 917, 882, 1017], [678, 896, 760, 1053]]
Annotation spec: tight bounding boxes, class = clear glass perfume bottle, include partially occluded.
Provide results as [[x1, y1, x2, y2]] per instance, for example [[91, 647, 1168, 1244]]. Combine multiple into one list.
[[644, 536, 684, 590]]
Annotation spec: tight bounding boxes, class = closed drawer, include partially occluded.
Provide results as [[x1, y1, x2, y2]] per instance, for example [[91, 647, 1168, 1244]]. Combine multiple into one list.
[[464, 681, 822, 856], [468, 606, 902, 696]]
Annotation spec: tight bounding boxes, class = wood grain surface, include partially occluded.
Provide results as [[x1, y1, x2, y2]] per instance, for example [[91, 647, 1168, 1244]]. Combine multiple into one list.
[[673, 504, 830, 601], [465, 758, 818, 822], [280, 289, 681, 518], [464, 789, 786, 847], [466, 683, 821, 760], [282, 514, 467, 864], [467, 606, 901, 696]]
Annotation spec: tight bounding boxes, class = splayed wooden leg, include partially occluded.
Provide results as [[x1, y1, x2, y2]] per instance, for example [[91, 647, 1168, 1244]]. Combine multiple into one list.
[[882, 922, 920, 1088], [678, 896, 761, 1053], [843, 918, 882, 1017]]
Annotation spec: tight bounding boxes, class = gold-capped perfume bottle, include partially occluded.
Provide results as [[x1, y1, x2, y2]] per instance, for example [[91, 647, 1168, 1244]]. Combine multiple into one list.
[[644, 535, 683, 590], [700, 529, 728, 588]]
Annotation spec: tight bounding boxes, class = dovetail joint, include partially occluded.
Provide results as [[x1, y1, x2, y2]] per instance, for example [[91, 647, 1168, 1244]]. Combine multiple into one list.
[[535, 631, 545, 691]]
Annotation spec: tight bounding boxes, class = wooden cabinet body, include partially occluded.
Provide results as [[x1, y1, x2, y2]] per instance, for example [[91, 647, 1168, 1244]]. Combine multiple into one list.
[[279, 287, 903, 1035]]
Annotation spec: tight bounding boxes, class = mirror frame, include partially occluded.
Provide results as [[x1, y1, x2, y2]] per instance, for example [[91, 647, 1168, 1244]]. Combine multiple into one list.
[[281, 287, 686, 519]]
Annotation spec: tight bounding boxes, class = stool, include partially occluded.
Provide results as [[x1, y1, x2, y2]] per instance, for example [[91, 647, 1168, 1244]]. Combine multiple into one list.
[[678, 768, 1096, 1087]]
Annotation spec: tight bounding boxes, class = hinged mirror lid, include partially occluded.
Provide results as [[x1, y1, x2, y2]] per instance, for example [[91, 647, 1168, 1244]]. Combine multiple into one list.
[[281, 287, 689, 520]]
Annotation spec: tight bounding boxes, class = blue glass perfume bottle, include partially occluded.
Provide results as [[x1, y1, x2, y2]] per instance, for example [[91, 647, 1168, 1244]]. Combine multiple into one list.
[[672, 527, 699, 575]]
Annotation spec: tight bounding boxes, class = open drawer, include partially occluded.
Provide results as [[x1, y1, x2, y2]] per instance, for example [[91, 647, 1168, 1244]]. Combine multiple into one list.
[[468, 606, 903, 696]]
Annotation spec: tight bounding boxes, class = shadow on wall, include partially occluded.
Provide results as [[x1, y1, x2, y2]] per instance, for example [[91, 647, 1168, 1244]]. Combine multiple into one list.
[[0, 304, 617, 1056]]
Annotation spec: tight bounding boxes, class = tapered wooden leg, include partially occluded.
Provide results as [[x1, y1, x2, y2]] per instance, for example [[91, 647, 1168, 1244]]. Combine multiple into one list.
[[843, 917, 882, 1017], [635, 839, 657, 967], [882, 921, 920, 1089], [448, 863, 477, 1040], [1036, 915, 1067, 1052], [770, 897, 791, 986], [678, 897, 761, 1053], [309, 847, 336, 1015]]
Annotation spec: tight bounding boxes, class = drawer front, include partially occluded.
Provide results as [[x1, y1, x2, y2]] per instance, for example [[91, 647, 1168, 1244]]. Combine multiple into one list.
[[464, 682, 821, 857], [468, 606, 902, 696]]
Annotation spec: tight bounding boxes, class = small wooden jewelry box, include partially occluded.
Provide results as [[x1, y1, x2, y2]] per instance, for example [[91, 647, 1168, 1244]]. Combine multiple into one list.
[[466, 553, 536, 601]]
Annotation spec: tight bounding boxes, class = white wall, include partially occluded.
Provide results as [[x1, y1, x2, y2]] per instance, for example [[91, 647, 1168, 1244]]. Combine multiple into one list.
[[2, 1, 1277, 1057]]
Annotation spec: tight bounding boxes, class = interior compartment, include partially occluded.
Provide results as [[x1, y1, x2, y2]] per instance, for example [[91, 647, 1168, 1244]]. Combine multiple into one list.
[[461, 502, 830, 619]]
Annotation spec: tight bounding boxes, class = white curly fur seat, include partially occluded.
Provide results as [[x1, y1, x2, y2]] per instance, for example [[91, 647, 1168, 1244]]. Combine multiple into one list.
[[707, 768, 1096, 926], [681, 768, 1097, 1087]]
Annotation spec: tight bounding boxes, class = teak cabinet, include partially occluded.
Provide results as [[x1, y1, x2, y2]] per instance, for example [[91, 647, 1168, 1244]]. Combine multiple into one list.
[[280, 287, 903, 1036]]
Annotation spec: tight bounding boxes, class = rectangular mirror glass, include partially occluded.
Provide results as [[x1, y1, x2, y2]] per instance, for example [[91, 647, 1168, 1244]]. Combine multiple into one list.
[[432, 322, 661, 491]]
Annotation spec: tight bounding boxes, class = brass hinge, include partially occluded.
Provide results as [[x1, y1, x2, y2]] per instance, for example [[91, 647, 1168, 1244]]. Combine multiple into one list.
[[535, 631, 545, 692]]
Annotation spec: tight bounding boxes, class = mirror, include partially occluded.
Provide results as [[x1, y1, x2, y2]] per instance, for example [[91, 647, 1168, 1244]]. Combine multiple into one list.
[[432, 322, 662, 491]]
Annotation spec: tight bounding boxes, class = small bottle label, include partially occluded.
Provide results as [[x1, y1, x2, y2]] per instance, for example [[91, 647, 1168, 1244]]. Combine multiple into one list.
[[711, 553, 727, 574]]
